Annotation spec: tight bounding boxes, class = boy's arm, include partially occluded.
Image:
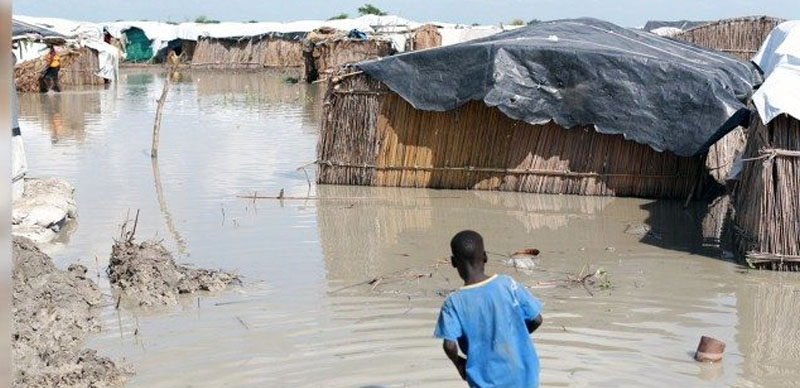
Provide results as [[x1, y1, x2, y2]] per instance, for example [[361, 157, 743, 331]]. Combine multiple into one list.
[[525, 313, 543, 333], [442, 339, 467, 381]]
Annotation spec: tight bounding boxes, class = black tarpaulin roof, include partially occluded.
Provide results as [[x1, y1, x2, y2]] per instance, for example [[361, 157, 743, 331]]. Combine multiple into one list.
[[12, 19, 67, 41], [357, 18, 760, 157]]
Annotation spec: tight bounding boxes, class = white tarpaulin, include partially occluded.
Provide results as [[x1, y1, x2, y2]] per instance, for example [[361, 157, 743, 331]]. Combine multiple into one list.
[[752, 20, 800, 124], [104, 15, 421, 56]]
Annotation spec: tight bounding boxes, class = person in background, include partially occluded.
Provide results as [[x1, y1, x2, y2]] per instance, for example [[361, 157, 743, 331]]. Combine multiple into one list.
[[435, 230, 544, 387], [40, 46, 61, 92]]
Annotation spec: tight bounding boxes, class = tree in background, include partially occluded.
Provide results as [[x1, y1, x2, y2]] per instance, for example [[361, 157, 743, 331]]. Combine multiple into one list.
[[328, 13, 350, 20], [509, 19, 525, 26], [194, 15, 220, 24], [358, 4, 388, 16], [527, 19, 542, 25]]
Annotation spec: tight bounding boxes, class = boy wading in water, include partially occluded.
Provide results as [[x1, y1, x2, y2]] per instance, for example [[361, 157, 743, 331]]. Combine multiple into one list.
[[435, 230, 543, 387]]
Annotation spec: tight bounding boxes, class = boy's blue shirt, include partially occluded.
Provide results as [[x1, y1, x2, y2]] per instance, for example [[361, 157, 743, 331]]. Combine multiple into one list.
[[434, 274, 541, 388]]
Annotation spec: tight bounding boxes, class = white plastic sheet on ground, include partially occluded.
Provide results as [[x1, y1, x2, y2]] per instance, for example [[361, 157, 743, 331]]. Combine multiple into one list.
[[752, 20, 800, 124]]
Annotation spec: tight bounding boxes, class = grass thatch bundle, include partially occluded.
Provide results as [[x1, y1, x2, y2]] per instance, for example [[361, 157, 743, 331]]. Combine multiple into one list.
[[191, 35, 305, 69], [405, 24, 442, 51], [673, 16, 784, 61], [14, 47, 105, 92], [317, 69, 704, 199], [733, 114, 800, 269]]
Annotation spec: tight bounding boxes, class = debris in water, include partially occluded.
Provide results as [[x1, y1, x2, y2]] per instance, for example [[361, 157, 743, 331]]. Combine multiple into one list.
[[107, 216, 240, 306], [11, 178, 77, 243], [504, 248, 540, 272], [695, 336, 725, 362], [624, 223, 651, 236], [12, 237, 132, 387]]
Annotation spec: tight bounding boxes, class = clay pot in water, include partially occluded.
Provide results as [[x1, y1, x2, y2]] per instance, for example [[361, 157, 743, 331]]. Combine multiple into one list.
[[695, 336, 725, 362]]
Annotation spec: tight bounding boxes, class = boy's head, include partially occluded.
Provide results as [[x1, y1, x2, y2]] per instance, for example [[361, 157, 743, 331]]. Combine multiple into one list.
[[450, 230, 487, 280]]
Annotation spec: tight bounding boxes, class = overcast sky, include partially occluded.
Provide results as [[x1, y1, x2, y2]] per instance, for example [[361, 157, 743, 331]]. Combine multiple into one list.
[[13, 0, 800, 27]]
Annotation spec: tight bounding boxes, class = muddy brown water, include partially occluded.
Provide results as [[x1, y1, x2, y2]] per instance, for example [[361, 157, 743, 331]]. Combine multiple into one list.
[[18, 69, 800, 387]]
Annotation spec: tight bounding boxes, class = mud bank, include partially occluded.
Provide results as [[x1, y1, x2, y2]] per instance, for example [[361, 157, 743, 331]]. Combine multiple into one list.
[[108, 237, 239, 306], [12, 178, 77, 243], [12, 237, 131, 387]]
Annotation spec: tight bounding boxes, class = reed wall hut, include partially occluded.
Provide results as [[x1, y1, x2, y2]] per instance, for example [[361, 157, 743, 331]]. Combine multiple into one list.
[[671, 16, 784, 183], [733, 114, 800, 268], [13, 43, 106, 92], [672, 16, 783, 61], [191, 32, 305, 69], [731, 20, 800, 269], [303, 29, 396, 82], [405, 24, 442, 51], [317, 19, 758, 199]]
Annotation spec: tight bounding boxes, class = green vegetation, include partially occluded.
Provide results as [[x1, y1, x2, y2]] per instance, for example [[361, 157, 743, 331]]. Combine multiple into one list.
[[357, 4, 387, 16], [165, 20, 178, 25], [247, 20, 259, 23], [328, 12, 350, 20], [527, 19, 542, 25], [509, 19, 525, 26], [194, 15, 221, 24]]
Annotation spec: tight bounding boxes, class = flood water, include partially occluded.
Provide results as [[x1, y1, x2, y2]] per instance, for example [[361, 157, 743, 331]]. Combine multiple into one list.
[[18, 69, 800, 387]]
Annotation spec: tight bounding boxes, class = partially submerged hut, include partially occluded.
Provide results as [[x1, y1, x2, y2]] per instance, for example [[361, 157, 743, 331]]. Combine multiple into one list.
[[671, 16, 784, 183], [303, 28, 395, 82], [12, 18, 117, 91], [732, 20, 800, 269], [317, 19, 757, 199], [191, 32, 305, 69]]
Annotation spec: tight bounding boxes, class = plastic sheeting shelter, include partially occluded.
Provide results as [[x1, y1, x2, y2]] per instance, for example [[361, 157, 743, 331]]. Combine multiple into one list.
[[357, 18, 759, 157], [123, 27, 154, 62], [317, 19, 760, 199]]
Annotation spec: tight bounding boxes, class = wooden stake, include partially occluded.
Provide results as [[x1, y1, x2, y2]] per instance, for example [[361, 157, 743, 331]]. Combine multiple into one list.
[[151, 61, 179, 158]]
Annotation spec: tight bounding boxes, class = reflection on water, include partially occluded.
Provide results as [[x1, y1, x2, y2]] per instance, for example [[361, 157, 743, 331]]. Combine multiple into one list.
[[16, 69, 800, 388]]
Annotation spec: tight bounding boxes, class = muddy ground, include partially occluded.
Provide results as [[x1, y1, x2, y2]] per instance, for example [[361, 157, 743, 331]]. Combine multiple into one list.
[[108, 230, 239, 306], [12, 237, 131, 387]]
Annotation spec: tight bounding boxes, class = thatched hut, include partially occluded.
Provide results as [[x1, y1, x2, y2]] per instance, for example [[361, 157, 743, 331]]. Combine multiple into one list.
[[672, 16, 783, 61], [191, 33, 305, 69], [12, 18, 120, 91], [303, 29, 395, 82], [405, 24, 442, 51], [731, 20, 800, 269], [14, 46, 107, 92], [733, 114, 800, 268], [671, 16, 784, 184], [317, 19, 758, 199]]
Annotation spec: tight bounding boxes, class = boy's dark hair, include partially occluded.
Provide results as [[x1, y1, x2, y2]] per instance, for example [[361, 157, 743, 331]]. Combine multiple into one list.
[[450, 230, 484, 263]]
